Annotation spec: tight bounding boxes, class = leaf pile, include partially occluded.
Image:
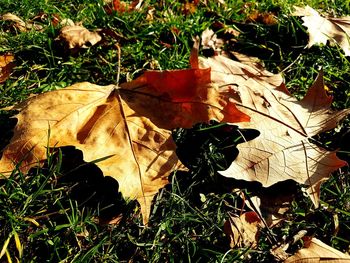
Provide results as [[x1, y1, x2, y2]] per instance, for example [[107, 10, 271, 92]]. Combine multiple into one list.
[[0, 49, 249, 223], [1, 2, 350, 261]]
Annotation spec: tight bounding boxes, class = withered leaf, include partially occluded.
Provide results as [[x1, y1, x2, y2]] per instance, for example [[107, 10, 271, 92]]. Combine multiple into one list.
[[224, 211, 263, 248], [247, 10, 278, 25], [56, 24, 102, 49], [112, 0, 143, 12], [1, 13, 43, 32], [0, 54, 15, 83], [284, 237, 350, 263], [0, 51, 249, 224], [199, 54, 349, 207], [293, 5, 350, 56]]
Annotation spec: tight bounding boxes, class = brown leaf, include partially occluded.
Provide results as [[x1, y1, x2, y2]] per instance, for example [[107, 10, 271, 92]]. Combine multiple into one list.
[[1, 13, 43, 32], [224, 211, 263, 248], [56, 24, 102, 50], [199, 55, 349, 207], [201, 25, 240, 55], [182, 2, 198, 15], [242, 181, 297, 227], [292, 5, 350, 56], [111, 0, 143, 12], [284, 237, 350, 263], [0, 50, 249, 224], [247, 10, 278, 25], [0, 54, 15, 83]]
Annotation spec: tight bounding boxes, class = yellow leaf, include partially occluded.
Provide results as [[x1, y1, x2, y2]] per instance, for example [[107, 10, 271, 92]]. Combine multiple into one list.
[[0, 53, 15, 83], [0, 49, 249, 224]]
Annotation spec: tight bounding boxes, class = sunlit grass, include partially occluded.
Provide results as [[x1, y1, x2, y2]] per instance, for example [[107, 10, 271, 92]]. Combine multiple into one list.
[[1, 0, 350, 262]]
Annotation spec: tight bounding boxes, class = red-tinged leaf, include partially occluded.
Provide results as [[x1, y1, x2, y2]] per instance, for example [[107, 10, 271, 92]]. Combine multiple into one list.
[[0, 49, 249, 224]]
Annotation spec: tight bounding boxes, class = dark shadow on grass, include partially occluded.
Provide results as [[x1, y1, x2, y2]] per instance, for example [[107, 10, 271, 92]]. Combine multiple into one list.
[[169, 121, 261, 204], [20, 145, 139, 262], [47, 146, 127, 221], [0, 110, 17, 158], [169, 121, 301, 220]]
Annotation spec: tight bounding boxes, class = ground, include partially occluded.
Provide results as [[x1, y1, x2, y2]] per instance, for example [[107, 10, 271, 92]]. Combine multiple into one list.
[[1, 0, 350, 262]]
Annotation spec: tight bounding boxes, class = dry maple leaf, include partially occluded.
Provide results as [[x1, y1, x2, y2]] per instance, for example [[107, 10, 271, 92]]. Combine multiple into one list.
[[56, 23, 102, 50], [0, 54, 15, 83], [199, 55, 350, 207], [240, 181, 298, 227], [0, 49, 249, 224], [224, 211, 263, 248], [293, 5, 350, 56], [284, 237, 350, 263]]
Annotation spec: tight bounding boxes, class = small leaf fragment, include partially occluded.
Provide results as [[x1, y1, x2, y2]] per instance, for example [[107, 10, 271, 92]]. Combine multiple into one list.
[[224, 211, 263, 248], [56, 24, 102, 49], [292, 5, 350, 56], [1, 13, 43, 32], [0, 54, 15, 83], [284, 237, 350, 263]]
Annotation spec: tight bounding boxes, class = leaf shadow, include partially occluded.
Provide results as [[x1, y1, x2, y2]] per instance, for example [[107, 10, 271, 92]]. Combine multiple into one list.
[[42, 146, 128, 222], [174, 121, 260, 175], [0, 110, 17, 158], [0, 113, 126, 221], [169, 121, 302, 224], [170, 121, 260, 198]]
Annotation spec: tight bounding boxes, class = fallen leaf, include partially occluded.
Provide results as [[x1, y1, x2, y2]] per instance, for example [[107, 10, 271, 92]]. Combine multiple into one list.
[[230, 51, 263, 69], [56, 24, 102, 50], [199, 55, 349, 207], [292, 5, 350, 56], [201, 28, 225, 52], [0, 49, 249, 224], [58, 18, 75, 27], [182, 2, 198, 15], [284, 237, 350, 263], [241, 181, 297, 227], [96, 215, 123, 225], [108, 0, 142, 13], [224, 211, 263, 248], [0, 54, 15, 83], [146, 7, 155, 21], [1, 13, 43, 32], [247, 10, 278, 25], [271, 230, 309, 261], [201, 24, 240, 55]]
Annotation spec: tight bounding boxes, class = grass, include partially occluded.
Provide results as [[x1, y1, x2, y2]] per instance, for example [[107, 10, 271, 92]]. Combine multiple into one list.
[[1, 0, 350, 262]]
